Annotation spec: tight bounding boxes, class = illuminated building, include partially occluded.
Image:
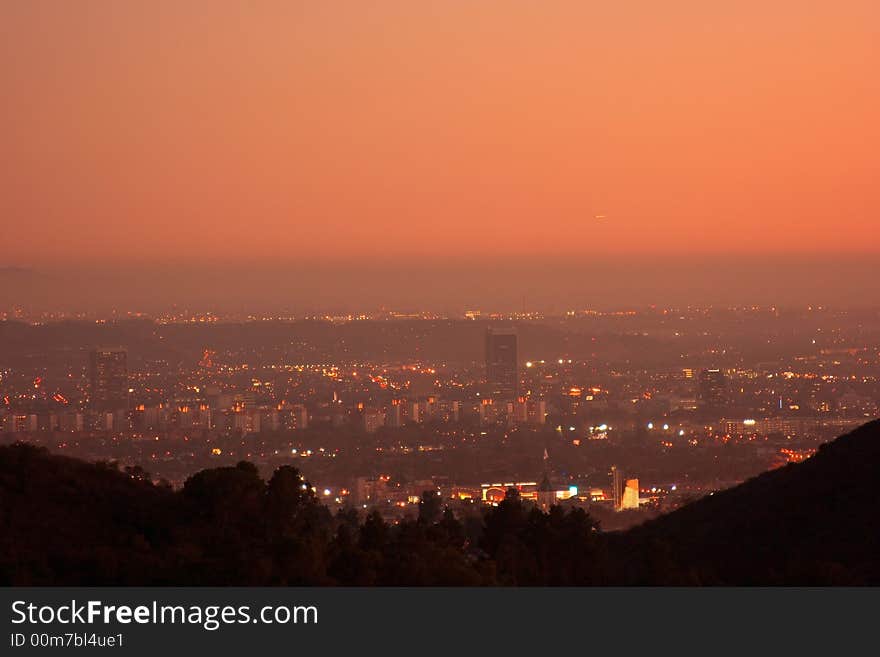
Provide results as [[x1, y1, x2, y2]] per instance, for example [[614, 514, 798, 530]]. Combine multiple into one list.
[[10, 414, 39, 432], [386, 399, 404, 428], [420, 397, 437, 423], [568, 386, 583, 414], [229, 410, 257, 434], [354, 476, 388, 506], [621, 478, 640, 510], [363, 408, 385, 433], [485, 327, 518, 400], [279, 404, 309, 431], [527, 399, 547, 425], [510, 398, 529, 424], [719, 416, 830, 437], [440, 399, 460, 423], [698, 368, 727, 408], [88, 347, 128, 411], [478, 398, 501, 425], [611, 465, 640, 511], [481, 481, 538, 503]]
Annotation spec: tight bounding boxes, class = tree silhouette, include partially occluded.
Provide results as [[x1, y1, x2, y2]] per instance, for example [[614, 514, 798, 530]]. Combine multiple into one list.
[[3, 418, 880, 585], [418, 489, 442, 524]]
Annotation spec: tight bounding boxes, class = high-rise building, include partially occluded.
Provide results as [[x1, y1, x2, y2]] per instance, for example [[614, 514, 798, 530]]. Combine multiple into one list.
[[698, 368, 727, 408], [478, 398, 500, 425], [527, 400, 547, 425], [362, 408, 385, 433], [88, 347, 128, 411], [485, 327, 518, 400], [386, 399, 403, 428], [611, 465, 623, 510], [610, 466, 640, 511], [291, 404, 309, 431]]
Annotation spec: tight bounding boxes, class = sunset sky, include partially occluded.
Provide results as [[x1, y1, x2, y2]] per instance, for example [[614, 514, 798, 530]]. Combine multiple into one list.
[[1, 2, 878, 310]]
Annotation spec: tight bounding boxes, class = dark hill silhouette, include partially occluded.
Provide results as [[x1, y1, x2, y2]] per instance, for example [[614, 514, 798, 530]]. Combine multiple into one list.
[[610, 419, 880, 584], [1, 420, 878, 585], [0, 446, 176, 585]]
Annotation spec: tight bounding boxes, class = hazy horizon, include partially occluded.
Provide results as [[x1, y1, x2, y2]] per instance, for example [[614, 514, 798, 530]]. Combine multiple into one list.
[[2, 254, 879, 315]]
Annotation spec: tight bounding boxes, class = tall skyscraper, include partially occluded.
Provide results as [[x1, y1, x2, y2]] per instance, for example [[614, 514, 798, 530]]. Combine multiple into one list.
[[485, 327, 518, 400], [89, 347, 128, 411], [698, 368, 727, 408], [611, 465, 623, 510]]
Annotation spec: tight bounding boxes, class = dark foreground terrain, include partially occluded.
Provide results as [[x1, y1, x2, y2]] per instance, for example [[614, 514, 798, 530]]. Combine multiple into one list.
[[2, 420, 878, 585]]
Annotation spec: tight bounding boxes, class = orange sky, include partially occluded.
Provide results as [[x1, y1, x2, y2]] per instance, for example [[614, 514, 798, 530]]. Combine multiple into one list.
[[2, 1, 878, 266]]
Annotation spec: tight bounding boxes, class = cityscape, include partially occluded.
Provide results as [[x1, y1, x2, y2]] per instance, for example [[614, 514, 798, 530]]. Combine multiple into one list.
[[2, 1, 880, 620], [3, 305, 876, 531]]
